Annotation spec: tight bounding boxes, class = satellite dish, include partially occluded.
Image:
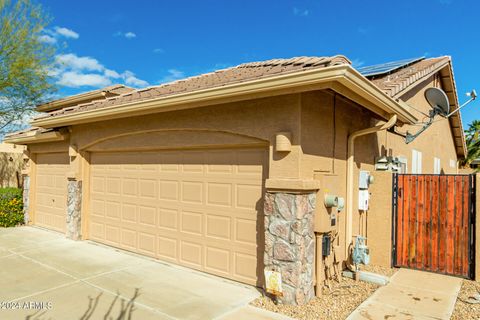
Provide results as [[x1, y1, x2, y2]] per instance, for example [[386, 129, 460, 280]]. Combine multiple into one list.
[[425, 87, 450, 117], [405, 87, 450, 144]]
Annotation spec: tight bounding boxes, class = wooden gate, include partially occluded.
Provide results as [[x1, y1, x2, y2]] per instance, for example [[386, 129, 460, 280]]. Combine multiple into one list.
[[392, 174, 476, 279]]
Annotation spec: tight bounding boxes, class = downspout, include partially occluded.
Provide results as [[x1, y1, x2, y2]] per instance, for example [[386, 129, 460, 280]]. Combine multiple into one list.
[[345, 114, 397, 258]]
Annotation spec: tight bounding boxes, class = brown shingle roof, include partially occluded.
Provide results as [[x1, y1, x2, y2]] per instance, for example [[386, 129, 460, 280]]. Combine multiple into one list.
[[35, 55, 351, 120]]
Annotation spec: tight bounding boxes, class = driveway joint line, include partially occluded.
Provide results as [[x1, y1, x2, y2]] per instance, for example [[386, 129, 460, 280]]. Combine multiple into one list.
[[13, 252, 78, 280], [9, 280, 81, 303]]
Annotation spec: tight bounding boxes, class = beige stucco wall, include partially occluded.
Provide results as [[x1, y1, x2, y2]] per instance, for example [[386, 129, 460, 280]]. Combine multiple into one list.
[[0, 152, 23, 188], [366, 172, 393, 267], [0, 143, 25, 153]]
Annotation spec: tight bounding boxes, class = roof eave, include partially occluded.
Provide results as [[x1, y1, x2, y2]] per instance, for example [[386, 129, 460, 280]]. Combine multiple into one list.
[[36, 91, 108, 112], [4, 130, 66, 145], [31, 64, 418, 129]]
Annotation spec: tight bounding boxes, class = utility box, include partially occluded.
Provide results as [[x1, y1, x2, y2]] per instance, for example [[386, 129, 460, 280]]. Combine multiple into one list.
[[313, 173, 342, 233]]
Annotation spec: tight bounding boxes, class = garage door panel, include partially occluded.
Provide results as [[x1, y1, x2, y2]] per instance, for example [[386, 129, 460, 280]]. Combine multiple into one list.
[[138, 232, 156, 256], [180, 210, 203, 235], [158, 207, 178, 230], [34, 153, 69, 233], [205, 246, 231, 275], [180, 240, 203, 267], [90, 148, 266, 286], [121, 203, 137, 222], [158, 236, 178, 261], [234, 252, 257, 283], [138, 206, 156, 226], [105, 201, 121, 219], [207, 182, 232, 207], [121, 229, 137, 250], [235, 219, 257, 245], [206, 215, 232, 241], [159, 180, 179, 201], [181, 181, 203, 203]]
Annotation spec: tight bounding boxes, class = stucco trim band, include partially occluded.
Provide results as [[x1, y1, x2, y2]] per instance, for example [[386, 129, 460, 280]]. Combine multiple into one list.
[[266, 179, 321, 192], [5, 131, 65, 145]]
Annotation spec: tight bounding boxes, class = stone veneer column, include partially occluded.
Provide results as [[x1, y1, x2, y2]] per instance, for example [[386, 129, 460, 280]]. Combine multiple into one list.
[[22, 175, 30, 225], [264, 191, 316, 305], [66, 179, 82, 240]]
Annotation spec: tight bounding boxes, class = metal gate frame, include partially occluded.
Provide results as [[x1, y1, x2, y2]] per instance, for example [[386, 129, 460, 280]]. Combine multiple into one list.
[[391, 173, 476, 279]]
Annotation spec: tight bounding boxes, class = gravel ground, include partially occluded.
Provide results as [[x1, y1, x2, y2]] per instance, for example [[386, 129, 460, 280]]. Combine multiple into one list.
[[451, 279, 480, 320], [251, 265, 398, 320]]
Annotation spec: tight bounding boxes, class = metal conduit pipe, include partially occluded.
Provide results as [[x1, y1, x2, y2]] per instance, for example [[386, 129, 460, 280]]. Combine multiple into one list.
[[345, 114, 397, 258]]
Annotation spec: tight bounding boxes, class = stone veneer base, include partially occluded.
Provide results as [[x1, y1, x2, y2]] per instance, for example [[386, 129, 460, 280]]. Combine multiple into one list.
[[264, 191, 316, 305]]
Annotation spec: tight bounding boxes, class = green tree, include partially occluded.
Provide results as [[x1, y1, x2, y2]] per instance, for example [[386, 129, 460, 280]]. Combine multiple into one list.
[[0, 0, 55, 135], [461, 120, 480, 170]]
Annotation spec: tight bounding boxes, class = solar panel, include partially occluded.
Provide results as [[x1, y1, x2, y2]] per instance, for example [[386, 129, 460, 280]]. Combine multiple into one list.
[[357, 57, 425, 77]]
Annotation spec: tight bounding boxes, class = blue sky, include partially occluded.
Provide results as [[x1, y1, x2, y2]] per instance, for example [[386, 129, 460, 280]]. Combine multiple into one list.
[[40, 0, 478, 128]]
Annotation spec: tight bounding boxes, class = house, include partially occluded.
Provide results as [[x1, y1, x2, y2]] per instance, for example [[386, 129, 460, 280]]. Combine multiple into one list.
[[5, 55, 468, 305], [0, 143, 26, 188]]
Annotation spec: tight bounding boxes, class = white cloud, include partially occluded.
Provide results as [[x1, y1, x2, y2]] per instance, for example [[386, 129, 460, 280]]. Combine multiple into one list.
[[158, 69, 185, 84], [55, 54, 103, 72], [293, 7, 309, 16], [114, 31, 137, 39], [153, 48, 165, 54], [125, 32, 136, 39], [57, 71, 112, 88], [38, 35, 57, 44], [54, 27, 79, 39], [104, 69, 121, 79], [52, 53, 149, 88], [40, 26, 79, 44], [123, 70, 148, 87]]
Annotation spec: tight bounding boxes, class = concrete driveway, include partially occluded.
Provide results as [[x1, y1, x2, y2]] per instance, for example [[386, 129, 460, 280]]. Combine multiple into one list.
[[0, 227, 288, 320]]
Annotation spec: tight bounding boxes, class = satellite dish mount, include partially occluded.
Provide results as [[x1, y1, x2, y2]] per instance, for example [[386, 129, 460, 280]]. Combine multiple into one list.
[[405, 87, 450, 144]]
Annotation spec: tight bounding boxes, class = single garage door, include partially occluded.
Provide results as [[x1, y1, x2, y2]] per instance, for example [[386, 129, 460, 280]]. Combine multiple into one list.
[[89, 148, 266, 285], [34, 153, 69, 233]]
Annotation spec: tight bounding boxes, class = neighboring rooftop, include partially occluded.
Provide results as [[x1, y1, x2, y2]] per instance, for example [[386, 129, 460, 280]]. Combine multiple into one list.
[[367, 56, 451, 98], [357, 57, 425, 77], [36, 84, 135, 112]]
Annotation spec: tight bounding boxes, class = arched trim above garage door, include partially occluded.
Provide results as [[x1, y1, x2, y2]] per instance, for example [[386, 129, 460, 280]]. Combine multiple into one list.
[[82, 129, 269, 152]]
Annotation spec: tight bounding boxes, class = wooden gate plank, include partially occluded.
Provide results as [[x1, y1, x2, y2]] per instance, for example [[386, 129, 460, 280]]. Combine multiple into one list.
[[416, 176, 425, 269], [396, 175, 404, 266], [446, 176, 456, 274], [462, 176, 470, 277], [424, 176, 432, 270], [431, 175, 440, 272], [408, 175, 418, 267], [402, 175, 410, 267], [454, 176, 463, 275], [438, 175, 448, 273]]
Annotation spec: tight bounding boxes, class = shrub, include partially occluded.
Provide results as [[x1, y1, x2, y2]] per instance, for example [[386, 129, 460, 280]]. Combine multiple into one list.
[[0, 188, 23, 227]]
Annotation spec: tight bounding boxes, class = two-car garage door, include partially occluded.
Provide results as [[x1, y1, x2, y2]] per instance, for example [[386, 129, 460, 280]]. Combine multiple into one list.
[[88, 148, 266, 285]]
